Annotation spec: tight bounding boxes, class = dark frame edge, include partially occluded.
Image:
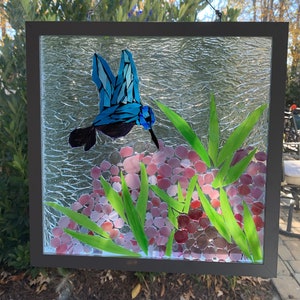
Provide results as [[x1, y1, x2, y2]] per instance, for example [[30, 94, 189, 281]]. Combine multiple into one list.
[[26, 22, 44, 265], [26, 22, 289, 277]]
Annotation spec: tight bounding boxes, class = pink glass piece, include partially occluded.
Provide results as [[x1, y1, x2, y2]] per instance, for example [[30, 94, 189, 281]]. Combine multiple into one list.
[[158, 163, 172, 178], [175, 145, 188, 159], [123, 155, 141, 174], [91, 166, 101, 179], [151, 197, 161, 207], [145, 226, 158, 238], [188, 150, 200, 162], [142, 155, 152, 165], [153, 216, 164, 228], [151, 207, 161, 217], [240, 174, 253, 184], [100, 160, 111, 171], [157, 178, 171, 190], [110, 165, 119, 176], [251, 187, 263, 199], [204, 173, 214, 184], [52, 227, 63, 237], [101, 221, 113, 233], [120, 146, 134, 157], [180, 158, 192, 168], [125, 173, 140, 190], [183, 167, 196, 178], [152, 151, 167, 164], [58, 216, 70, 228], [92, 179, 101, 190], [71, 201, 83, 211], [194, 160, 207, 173], [255, 151, 267, 161], [78, 194, 90, 205], [168, 157, 181, 168], [56, 244, 68, 254], [50, 237, 61, 248], [253, 174, 266, 187], [167, 184, 177, 197], [90, 210, 102, 222], [114, 218, 124, 229], [146, 163, 157, 176]]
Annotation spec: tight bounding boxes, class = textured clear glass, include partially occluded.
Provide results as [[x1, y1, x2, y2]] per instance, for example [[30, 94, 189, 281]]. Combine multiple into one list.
[[40, 36, 271, 260]]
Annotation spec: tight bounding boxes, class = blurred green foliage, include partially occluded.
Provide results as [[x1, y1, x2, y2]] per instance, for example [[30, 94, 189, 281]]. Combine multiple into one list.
[[90, 0, 208, 22], [286, 69, 300, 107]]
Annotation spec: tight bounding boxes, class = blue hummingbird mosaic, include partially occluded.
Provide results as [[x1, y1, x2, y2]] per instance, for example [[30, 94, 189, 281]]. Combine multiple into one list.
[[69, 50, 158, 151]]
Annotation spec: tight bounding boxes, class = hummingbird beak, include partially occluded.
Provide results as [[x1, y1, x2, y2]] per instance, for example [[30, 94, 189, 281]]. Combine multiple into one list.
[[149, 128, 159, 149]]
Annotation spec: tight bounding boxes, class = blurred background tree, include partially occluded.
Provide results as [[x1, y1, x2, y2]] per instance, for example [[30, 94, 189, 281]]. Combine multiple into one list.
[[208, 0, 300, 107]]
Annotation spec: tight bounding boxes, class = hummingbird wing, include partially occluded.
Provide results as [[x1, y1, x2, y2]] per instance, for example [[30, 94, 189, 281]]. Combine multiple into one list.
[[92, 53, 116, 113], [112, 49, 141, 106], [92, 50, 142, 126]]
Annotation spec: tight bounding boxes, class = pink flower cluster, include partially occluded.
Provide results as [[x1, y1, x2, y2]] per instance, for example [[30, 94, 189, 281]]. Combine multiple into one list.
[[50, 141, 266, 261]]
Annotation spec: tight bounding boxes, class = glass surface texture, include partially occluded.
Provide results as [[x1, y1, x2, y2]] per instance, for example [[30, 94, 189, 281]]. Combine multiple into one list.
[[40, 35, 271, 263]]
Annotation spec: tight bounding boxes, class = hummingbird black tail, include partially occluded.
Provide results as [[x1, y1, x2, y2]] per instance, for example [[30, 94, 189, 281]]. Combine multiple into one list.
[[69, 126, 96, 151]]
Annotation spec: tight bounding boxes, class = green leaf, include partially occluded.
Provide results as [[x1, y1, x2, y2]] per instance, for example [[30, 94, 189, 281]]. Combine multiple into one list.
[[178, 3, 187, 19], [135, 163, 148, 224], [222, 149, 257, 187], [46, 202, 109, 238], [150, 184, 184, 228], [183, 175, 198, 214], [177, 183, 184, 204], [156, 101, 210, 167], [64, 229, 140, 257], [243, 201, 263, 262], [7, 100, 17, 115], [212, 149, 257, 189], [165, 229, 175, 257], [196, 184, 231, 242], [168, 208, 179, 228], [121, 173, 148, 255], [212, 155, 233, 189], [217, 104, 267, 166], [150, 185, 184, 212], [208, 94, 219, 166], [100, 176, 127, 222], [219, 188, 252, 260]]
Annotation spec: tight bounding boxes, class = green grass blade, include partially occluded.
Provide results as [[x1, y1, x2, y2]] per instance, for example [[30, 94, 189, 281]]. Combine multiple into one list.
[[177, 182, 184, 204], [196, 184, 231, 242], [208, 94, 219, 166], [100, 176, 127, 222], [217, 104, 267, 166], [212, 155, 233, 189], [156, 100, 211, 168], [121, 173, 149, 255], [183, 175, 198, 213], [165, 229, 175, 257], [212, 149, 257, 189], [135, 163, 148, 224], [219, 188, 252, 260], [64, 229, 141, 257], [168, 207, 179, 228], [222, 149, 256, 187], [46, 202, 109, 238], [150, 184, 184, 228], [150, 185, 184, 212], [243, 201, 263, 262]]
